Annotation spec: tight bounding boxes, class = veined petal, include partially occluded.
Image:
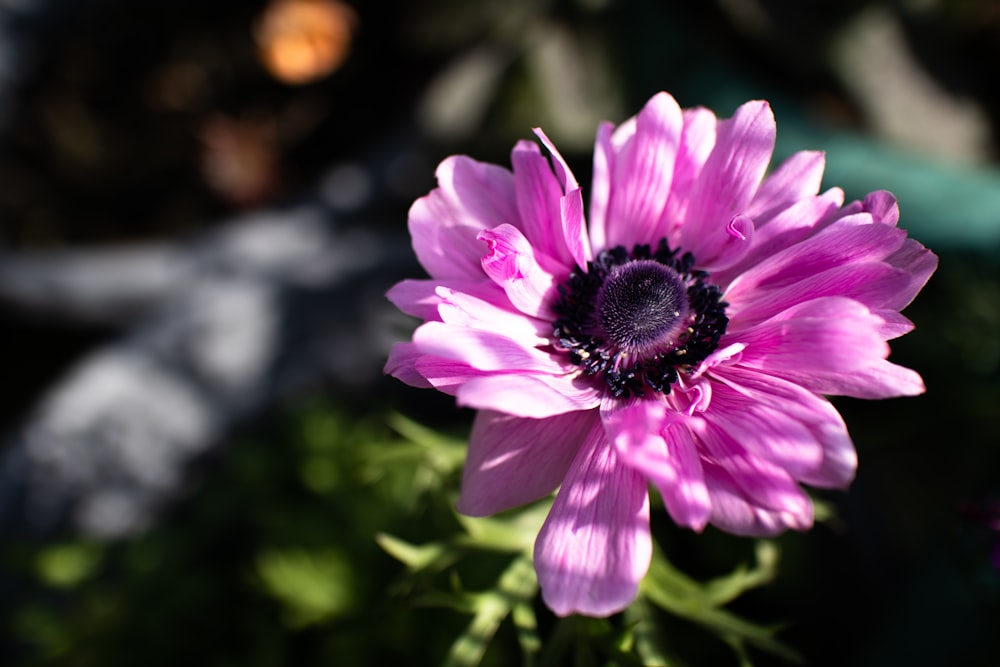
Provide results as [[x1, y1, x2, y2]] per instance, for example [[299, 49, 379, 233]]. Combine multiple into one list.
[[679, 100, 776, 266], [561, 187, 592, 269], [604, 92, 684, 249], [660, 107, 718, 240], [726, 262, 916, 332], [601, 398, 710, 531], [747, 150, 826, 221], [511, 140, 574, 266], [479, 223, 561, 320], [387, 278, 504, 322], [435, 286, 551, 345], [384, 342, 432, 388], [692, 416, 813, 519], [531, 128, 592, 267], [735, 297, 925, 398], [706, 366, 857, 488], [534, 427, 652, 617], [588, 121, 615, 251], [457, 409, 598, 516], [410, 156, 517, 280], [715, 188, 846, 286], [457, 373, 602, 419], [725, 219, 908, 297], [702, 460, 814, 536], [412, 321, 558, 373]]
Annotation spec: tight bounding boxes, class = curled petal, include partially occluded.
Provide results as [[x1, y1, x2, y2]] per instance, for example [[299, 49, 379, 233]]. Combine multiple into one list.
[[410, 156, 516, 280], [531, 128, 592, 267], [511, 140, 574, 266], [457, 409, 598, 516], [534, 427, 652, 617], [479, 223, 561, 319]]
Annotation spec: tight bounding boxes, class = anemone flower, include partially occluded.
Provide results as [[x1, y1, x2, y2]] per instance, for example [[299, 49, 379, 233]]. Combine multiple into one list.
[[385, 92, 937, 617]]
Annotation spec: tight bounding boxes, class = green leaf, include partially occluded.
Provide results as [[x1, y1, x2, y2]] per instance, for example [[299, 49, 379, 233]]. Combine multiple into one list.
[[454, 500, 552, 554], [375, 532, 458, 573], [640, 542, 801, 664], [254, 548, 355, 627], [442, 554, 539, 667]]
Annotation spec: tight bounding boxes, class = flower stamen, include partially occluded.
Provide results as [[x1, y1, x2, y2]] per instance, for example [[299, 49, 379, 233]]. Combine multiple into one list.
[[552, 239, 729, 397]]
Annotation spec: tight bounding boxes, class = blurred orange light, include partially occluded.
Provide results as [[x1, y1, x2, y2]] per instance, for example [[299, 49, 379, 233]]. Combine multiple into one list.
[[255, 0, 357, 85]]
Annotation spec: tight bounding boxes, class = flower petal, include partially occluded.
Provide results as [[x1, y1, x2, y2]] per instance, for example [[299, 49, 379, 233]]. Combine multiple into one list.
[[412, 321, 559, 373], [726, 262, 916, 332], [479, 223, 561, 319], [706, 366, 857, 488], [660, 106, 718, 240], [457, 409, 598, 516], [531, 128, 592, 267], [747, 150, 826, 221], [456, 373, 602, 419], [601, 398, 710, 531], [410, 156, 517, 280], [701, 460, 814, 536], [691, 416, 813, 519], [735, 297, 925, 398], [435, 286, 550, 345], [384, 342, 432, 388], [679, 100, 776, 266], [534, 426, 652, 617], [604, 92, 684, 249], [588, 121, 615, 251], [511, 140, 574, 267]]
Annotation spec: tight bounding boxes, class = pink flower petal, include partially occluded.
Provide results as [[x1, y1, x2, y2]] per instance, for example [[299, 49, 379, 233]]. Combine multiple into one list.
[[588, 121, 615, 251], [726, 262, 915, 331], [679, 100, 776, 266], [530, 128, 592, 267], [702, 460, 814, 536], [724, 218, 908, 297], [706, 366, 857, 488], [660, 106, 718, 240], [409, 156, 517, 280], [601, 398, 710, 531], [479, 223, 561, 320], [862, 190, 899, 226], [435, 286, 551, 344], [457, 409, 598, 516], [691, 416, 813, 519], [735, 297, 925, 398], [456, 372, 602, 419], [534, 427, 652, 617], [747, 150, 826, 221], [412, 321, 560, 373], [384, 342, 432, 388], [511, 140, 574, 267], [603, 92, 685, 249]]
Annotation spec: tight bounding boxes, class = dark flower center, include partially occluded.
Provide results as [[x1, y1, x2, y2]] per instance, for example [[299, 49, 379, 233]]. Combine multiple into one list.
[[552, 239, 729, 397], [596, 260, 688, 353]]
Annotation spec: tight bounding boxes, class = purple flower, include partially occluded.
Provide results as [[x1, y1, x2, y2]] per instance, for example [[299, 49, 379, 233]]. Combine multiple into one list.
[[385, 92, 937, 617]]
